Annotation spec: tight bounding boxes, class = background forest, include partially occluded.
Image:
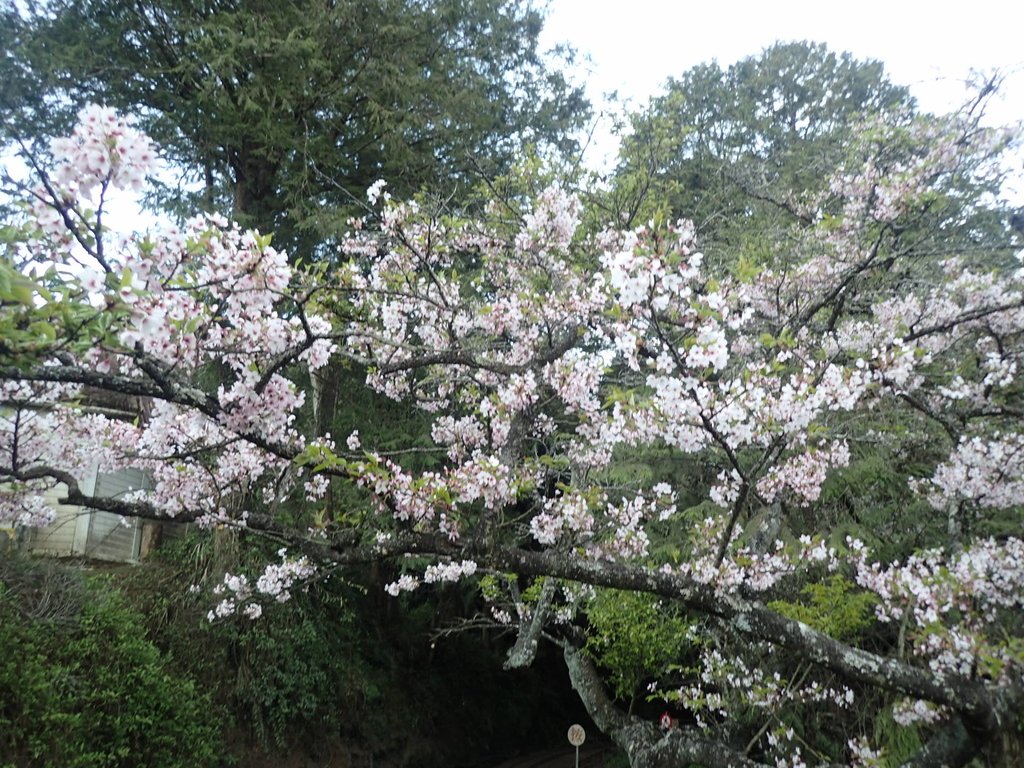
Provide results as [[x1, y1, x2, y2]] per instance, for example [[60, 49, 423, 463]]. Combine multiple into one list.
[[1, 2, 1023, 767]]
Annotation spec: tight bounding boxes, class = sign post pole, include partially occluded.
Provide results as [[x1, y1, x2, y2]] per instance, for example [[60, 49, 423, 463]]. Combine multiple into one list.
[[567, 724, 586, 768]]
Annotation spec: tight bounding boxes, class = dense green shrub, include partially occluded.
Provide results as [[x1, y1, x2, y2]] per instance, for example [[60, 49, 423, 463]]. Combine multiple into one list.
[[0, 556, 219, 768]]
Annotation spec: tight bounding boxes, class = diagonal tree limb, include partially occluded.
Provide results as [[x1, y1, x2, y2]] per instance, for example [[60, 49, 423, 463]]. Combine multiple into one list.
[[562, 644, 768, 768], [504, 576, 557, 670]]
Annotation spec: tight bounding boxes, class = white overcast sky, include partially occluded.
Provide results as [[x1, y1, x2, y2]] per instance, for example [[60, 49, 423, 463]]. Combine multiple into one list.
[[540, 0, 1024, 172]]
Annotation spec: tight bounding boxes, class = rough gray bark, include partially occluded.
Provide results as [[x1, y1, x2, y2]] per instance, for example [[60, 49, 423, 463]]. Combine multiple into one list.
[[504, 577, 556, 670]]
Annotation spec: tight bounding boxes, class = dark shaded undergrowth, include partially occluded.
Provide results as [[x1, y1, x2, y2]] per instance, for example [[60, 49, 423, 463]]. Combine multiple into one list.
[[1, 535, 589, 768]]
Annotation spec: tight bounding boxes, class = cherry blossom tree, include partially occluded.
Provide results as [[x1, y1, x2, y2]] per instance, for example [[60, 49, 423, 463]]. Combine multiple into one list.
[[2, 103, 1023, 767]]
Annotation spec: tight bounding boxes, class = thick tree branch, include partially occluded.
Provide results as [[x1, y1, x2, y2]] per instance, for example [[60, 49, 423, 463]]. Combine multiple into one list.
[[375, 328, 581, 377], [504, 576, 556, 670], [7, 414, 1017, 738], [476, 546, 1020, 735], [563, 645, 767, 768], [317, 533, 1020, 736], [0, 363, 300, 462]]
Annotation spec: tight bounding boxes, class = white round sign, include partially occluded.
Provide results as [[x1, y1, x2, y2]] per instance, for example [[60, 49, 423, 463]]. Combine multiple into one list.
[[567, 723, 586, 747]]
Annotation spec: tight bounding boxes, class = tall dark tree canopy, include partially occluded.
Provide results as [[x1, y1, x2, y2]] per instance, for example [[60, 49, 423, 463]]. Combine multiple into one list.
[[606, 41, 1021, 291], [1, 0, 589, 254], [610, 42, 915, 241]]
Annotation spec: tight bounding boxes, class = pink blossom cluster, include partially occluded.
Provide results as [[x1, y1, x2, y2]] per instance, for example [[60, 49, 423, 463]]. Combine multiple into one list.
[[113, 213, 334, 387], [0, 493, 57, 529], [384, 573, 421, 596], [430, 415, 487, 461], [48, 104, 157, 197], [674, 646, 854, 733], [20, 104, 155, 253], [422, 559, 478, 583], [853, 537, 1024, 678], [923, 433, 1024, 511], [527, 488, 682, 561], [514, 184, 580, 257], [0, 379, 144, 525], [348, 448, 517, 543], [598, 220, 745, 378], [757, 441, 851, 505], [846, 737, 885, 767], [208, 550, 317, 621], [666, 517, 838, 596], [6, 109, 341, 529], [112, 400, 292, 523], [529, 491, 595, 546], [25, 107, 154, 252], [890, 697, 944, 727], [342, 183, 603, 426]]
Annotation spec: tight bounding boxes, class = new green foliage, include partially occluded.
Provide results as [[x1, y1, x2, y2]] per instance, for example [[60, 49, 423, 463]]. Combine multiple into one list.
[[585, 588, 692, 704], [767, 575, 878, 640]]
